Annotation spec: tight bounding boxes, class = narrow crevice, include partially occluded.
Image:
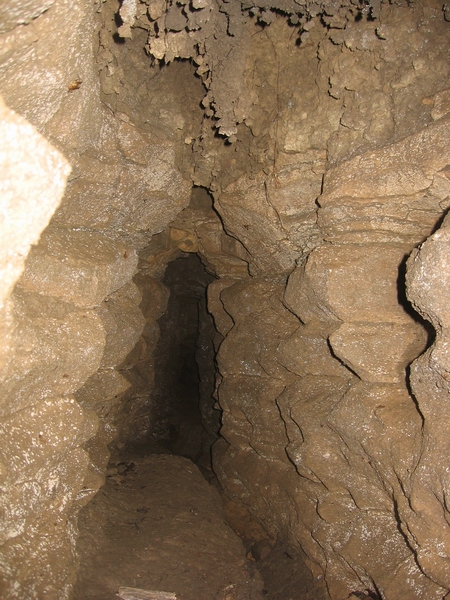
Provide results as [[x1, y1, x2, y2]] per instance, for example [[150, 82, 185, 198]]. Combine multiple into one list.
[[151, 252, 219, 473]]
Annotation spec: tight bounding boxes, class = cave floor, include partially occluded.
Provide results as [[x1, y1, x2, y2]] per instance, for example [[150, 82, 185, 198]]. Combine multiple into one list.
[[74, 449, 326, 600]]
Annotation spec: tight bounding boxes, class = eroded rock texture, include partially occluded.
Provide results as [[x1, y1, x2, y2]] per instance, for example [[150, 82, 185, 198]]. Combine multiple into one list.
[[206, 5, 450, 599], [404, 214, 450, 590], [0, 0, 195, 596], [1, 0, 450, 599]]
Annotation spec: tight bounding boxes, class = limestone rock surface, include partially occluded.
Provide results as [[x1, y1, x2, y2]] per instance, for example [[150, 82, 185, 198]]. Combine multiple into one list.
[[0, 96, 70, 308], [217, 153, 323, 279], [319, 116, 450, 245], [18, 227, 139, 308], [53, 126, 192, 245], [209, 23, 450, 593], [401, 215, 450, 589], [0, 290, 105, 416], [95, 282, 145, 370], [329, 321, 427, 383]]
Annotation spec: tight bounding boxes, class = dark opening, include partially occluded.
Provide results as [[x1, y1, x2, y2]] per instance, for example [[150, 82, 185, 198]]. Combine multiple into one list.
[[151, 252, 219, 474]]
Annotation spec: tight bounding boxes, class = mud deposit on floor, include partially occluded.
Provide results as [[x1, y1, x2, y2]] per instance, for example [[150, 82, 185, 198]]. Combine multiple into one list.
[[74, 454, 264, 600]]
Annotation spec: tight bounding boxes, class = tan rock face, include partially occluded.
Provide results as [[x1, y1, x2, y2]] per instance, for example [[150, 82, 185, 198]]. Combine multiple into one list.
[[217, 279, 300, 381], [285, 244, 416, 324], [95, 282, 145, 369], [0, 0, 193, 595], [217, 152, 324, 279], [17, 227, 139, 307], [0, 290, 106, 416], [329, 321, 427, 383], [400, 215, 450, 589], [276, 321, 350, 379], [209, 7, 450, 595], [53, 126, 192, 245], [0, 96, 70, 308], [318, 116, 450, 245], [0, 0, 95, 132]]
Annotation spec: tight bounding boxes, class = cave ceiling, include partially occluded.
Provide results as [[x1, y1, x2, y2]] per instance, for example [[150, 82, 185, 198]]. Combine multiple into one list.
[[118, 0, 409, 138]]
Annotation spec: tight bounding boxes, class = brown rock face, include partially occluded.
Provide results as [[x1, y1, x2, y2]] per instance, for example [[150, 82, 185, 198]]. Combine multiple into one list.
[[0, 0, 193, 594], [17, 227, 139, 307], [209, 6, 450, 596], [402, 215, 450, 589], [1, 1, 450, 599], [217, 152, 323, 279]]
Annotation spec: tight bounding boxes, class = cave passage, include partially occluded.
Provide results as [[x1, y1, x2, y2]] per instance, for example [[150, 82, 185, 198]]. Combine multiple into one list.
[[73, 255, 271, 600], [151, 252, 219, 469], [75, 248, 325, 600], [4, 1, 450, 598], [75, 242, 329, 600]]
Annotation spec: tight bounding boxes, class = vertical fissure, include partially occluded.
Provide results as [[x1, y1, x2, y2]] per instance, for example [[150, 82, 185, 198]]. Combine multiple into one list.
[[151, 252, 219, 473]]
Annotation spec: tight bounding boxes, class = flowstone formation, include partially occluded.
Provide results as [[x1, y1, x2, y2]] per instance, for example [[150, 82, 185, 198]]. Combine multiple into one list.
[[129, 0, 387, 138], [1, 0, 450, 599]]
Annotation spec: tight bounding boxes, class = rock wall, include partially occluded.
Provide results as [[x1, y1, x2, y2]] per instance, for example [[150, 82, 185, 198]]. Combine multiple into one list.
[[212, 117, 450, 598], [0, 0, 196, 597], [199, 4, 450, 600], [1, 1, 450, 599], [404, 213, 450, 591]]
